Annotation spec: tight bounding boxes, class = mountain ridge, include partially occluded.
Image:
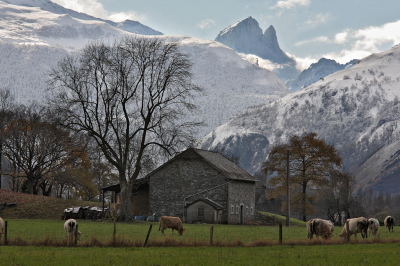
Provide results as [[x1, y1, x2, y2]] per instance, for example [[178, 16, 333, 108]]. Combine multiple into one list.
[[289, 58, 359, 92], [0, 0, 163, 35], [200, 43, 400, 193], [0, 3, 288, 138]]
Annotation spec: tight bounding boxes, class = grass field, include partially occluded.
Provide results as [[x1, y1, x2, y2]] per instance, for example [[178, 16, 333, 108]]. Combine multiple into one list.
[[1, 244, 400, 265], [2, 219, 400, 265], [2, 219, 400, 246]]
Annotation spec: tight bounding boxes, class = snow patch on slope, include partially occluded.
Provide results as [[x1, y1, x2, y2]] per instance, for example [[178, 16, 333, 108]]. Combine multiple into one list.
[[200, 44, 400, 192]]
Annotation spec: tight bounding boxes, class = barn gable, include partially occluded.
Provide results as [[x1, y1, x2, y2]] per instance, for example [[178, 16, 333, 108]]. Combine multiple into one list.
[[149, 148, 256, 224], [101, 148, 256, 224]]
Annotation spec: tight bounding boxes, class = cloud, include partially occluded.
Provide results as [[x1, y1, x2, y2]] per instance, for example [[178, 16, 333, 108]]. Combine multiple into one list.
[[326, 20, 400, 63], [295, 36, 330, 46], [285, 52, 317, 71], [240, 52, 317, 72], [52, 0, 146, 22], [196, 19, 216, 30], [304, 12, 334, 27], [334, 30, 349, 44], [272, 0, 311, 9]]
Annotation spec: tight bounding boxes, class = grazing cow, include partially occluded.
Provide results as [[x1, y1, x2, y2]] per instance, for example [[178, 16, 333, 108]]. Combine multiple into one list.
[[368, 218, 379, 236], [384, 216, 394, 233], [339, 217, 369, 240], [0, 217, 4, 242], [307, 218, 334, 239], [64, 219, 81, 243], [306, 218, 314, 239], [308, 218, 334, 239], [159, 216, 185, 236]]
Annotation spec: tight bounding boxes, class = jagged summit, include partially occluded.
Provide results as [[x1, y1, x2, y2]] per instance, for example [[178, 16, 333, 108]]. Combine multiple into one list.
[[264, 25, 276, 39], [289, 58, 358, 92], [216, 17, 291, 64], [215, 17, 299, 81]]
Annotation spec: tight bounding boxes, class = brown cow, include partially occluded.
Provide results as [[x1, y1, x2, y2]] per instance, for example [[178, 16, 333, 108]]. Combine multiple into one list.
[[309, 218, 334, 239], [159, 216, 185, 236]]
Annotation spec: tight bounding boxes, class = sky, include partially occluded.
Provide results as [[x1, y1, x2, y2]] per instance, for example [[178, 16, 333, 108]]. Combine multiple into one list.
[[52, 0, 400, 69]]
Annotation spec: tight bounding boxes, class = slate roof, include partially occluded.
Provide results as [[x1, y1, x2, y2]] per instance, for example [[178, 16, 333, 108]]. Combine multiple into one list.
[[186, 198, 224, 210], [191, 149, 257, 182], [100, 148, 257, 192]]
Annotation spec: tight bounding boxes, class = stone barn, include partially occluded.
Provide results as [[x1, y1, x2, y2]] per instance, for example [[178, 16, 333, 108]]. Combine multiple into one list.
[[101, 148, 257, 224], [186, 198, 223, 224]]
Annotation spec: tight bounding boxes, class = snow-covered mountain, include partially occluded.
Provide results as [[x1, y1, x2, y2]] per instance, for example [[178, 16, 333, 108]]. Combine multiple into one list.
[[1, 0, 162, 35], [0, 1, 288, 137], [201, 44, 400, 193], [289, 58, 358, 92], [215, 17, 299, 82]]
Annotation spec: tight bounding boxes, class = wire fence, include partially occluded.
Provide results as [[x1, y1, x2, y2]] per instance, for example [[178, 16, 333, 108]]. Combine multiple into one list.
[[1, 220, 400, 248]]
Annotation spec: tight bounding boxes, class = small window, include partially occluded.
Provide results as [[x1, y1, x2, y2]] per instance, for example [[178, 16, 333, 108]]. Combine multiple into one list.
[[198, 208, 204, 216], [236, 206, 239, 214], [246, 207, 248, 214], [251, 207, 254, 215], [231, 205, 234, 213]]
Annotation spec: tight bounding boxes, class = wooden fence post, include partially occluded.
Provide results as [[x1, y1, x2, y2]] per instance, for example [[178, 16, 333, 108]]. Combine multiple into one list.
[[346, 220, 350, 243], [210, 226, 214, 246], [279, 223, 283, 244], [74, 224, 78, 247], [4, 221, 8, 245], [143, 224, 153, 247], [113, 219, 117, 246]]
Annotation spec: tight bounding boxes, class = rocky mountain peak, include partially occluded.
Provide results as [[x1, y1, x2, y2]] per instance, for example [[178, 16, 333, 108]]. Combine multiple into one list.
[[215, 17, 298, 81]]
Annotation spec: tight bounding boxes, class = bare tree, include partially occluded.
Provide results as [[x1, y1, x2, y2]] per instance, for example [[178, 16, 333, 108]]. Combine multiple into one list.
[[2, 104, 85, 194], [321, 170, 361, 224], [49, 36, 202, 220], [0, 88, 15, 189]]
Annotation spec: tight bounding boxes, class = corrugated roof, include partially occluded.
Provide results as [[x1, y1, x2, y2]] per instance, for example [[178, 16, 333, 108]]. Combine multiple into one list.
[[192, 149, 257, 182]]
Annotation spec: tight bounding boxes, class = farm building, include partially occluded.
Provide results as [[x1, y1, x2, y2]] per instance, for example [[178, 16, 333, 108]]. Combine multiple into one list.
[[101, 148, 257, 224]]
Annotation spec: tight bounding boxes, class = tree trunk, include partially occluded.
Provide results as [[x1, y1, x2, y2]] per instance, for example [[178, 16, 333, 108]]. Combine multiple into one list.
[[302, 181, 307, 222], [119, 180, 134, 221], [0, 142, 2, 189], [27, 179, 34, 195]]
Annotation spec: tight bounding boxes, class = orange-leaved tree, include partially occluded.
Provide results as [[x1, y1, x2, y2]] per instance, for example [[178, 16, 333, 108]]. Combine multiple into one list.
[[263, 132, 342, 221]]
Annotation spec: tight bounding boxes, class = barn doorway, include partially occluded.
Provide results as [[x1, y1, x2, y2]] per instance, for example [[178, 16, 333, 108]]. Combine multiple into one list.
[[240, 205, 244, 224]]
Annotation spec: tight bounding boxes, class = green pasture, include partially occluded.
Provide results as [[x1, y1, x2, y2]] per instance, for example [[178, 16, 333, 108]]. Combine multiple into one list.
[[1, 244, 400, 266], [2, 219, 400, 245]]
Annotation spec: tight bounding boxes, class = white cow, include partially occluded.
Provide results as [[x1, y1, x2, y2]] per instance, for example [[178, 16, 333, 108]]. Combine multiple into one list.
[[0, 217, 4, 242], [384, 216, 394, 233], [64, 219, 81, 243], [368, 218, 379, 236], [339, 217, 369, 240]]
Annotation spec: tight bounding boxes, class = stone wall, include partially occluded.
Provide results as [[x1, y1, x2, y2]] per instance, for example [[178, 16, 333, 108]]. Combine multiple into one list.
[[186, 201, 220, 224], [228, 181, 256, 224], [132, 186, 149, 216], [149, 150, 230, 223]]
